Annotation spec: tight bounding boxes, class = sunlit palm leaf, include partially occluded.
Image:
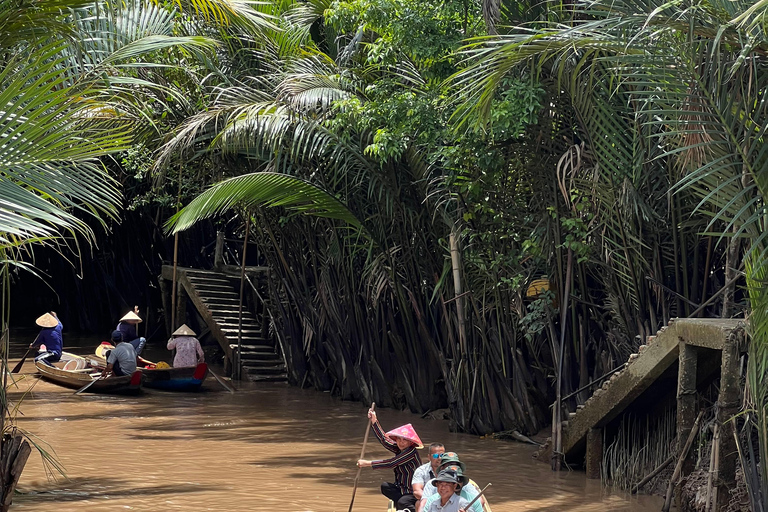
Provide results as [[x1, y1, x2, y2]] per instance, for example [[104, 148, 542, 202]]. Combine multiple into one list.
[[165, 171, 363, 232]]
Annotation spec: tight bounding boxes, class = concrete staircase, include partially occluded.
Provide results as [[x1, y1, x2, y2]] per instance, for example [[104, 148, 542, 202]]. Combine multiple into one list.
[[552, 318, 744, 464], [176, 268, 288, 382]]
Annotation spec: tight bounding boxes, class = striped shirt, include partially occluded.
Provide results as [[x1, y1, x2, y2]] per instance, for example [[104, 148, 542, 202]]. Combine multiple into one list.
[[370, 422, 422, 494]]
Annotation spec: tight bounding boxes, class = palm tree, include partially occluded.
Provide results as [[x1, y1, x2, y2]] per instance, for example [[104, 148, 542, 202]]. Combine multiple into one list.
[[0, 0, 267, 504], [452, 0, 768, 493]]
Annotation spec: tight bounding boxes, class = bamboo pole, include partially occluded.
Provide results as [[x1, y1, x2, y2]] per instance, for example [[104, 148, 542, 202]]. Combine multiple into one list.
[[631, 455, 674, 494], [705, 423, 720, 512], [170, 165, 183, 332], [449, 230, 466, 358], [349, 403, 375, 512], [236, 213, 250, 381], [553, 248, 573, 472], [662, 410, 705, 512]]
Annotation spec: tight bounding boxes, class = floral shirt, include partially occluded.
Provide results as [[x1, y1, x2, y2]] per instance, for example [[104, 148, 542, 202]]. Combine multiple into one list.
[[167, 336, 204, 368]]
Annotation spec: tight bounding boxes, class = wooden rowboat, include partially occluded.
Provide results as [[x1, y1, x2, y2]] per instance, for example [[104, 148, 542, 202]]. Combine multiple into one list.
[[35, 352, 142, 394], [95, 343, 209, 391]]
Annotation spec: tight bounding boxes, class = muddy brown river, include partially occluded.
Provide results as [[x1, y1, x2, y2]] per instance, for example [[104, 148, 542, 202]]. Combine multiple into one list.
[[6, 333, 663, 511]]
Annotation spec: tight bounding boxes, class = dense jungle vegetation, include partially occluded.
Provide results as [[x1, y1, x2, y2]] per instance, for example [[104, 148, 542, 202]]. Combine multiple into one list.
[[5, 0, 768, 505]]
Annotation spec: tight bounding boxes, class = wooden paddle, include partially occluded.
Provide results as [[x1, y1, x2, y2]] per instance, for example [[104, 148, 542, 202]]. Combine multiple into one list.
[[209, 368, 235, 393], [12, 334, 41, 373], [348, 402, 375, 512]]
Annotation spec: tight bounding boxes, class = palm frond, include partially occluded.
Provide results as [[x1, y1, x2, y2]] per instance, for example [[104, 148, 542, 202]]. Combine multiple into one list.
[[166, 171, 363, 232]]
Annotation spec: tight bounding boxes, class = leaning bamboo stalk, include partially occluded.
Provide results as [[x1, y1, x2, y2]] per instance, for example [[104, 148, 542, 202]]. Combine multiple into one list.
[[170, 165, 183, 331], [662, 410, 705, 512], [449, 230, 466, 358], [631, 455, 674, 494], [236, 213, 250, 381], [705, 423, 720, 512]]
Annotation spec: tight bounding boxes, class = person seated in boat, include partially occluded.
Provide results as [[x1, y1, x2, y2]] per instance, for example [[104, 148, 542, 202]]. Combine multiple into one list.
[[166, 324, 205, 368], [417, 453, 487, 512], [412, 443, 445, 500], [356, 408, 422, 511], [422, 468, 469, 512], [116, 307, 146, 356], [98, 331, 139, 378], [31, 312, 63, 367]]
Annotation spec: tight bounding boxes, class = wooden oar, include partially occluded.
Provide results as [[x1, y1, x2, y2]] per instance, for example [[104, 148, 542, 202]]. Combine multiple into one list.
[[209, 368, 235, 393], [74, 376, 100, 395], [463, 482, 492, 511], [349, 402, 375, 512], [12, 334, 41, 373]]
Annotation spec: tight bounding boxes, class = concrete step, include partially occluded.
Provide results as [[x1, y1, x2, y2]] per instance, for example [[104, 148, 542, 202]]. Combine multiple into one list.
[[231, 344, 276, 352], [242, 365, 286, 375], [244, 373, 288, 382], [198, 291, 239, 299], [221, 329, 262, 337], [201, 298, 241, 305], [240, 353, 282, 363], [187, 281, 234, 290]]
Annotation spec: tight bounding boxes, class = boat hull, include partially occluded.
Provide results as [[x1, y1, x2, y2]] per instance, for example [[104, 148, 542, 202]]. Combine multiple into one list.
[[35, 352, 142, 394], [142, 363, 209, 391]]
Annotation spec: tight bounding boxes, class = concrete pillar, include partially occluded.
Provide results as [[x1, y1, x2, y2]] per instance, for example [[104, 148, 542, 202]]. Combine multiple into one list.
[[158, 276, 171, 338], [175, 282, 188, 330], [677, 342, 698, 478], [586, 428, 603, 479], [214, 231, 225, 270], [716, 336, 740, 510]]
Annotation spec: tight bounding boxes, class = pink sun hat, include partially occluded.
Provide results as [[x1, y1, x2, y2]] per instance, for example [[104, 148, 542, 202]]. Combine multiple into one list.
[[385, 423, 423, 449]]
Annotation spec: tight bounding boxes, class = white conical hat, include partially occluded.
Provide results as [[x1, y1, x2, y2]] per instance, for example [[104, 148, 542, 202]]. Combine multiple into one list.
[[172, 324, 196, 336], [120, 311, 142, 323], [35, 313, 58, 328]]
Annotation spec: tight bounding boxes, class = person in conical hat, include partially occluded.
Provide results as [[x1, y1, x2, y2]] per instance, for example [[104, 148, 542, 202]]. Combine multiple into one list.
[[357, 408, 423, 511], [167, 324, 205, 368], [116, 306, 146, 356], [31, 311, 63, 366]]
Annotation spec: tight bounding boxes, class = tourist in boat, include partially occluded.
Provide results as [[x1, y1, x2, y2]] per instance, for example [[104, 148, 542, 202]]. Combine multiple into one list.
[[412, 443, 445, 500], [166, 324, 205, 367], [417, 453, 486, 512], [356, 408, 422, 511], [116, 307, 146, 355], [98, 330, 139, 378], [422, 468, 469, 512], [32, 312, 63, 367]]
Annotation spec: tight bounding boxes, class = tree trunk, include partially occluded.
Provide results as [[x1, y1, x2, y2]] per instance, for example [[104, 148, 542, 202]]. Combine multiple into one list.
[[0, 432, 31, 511]]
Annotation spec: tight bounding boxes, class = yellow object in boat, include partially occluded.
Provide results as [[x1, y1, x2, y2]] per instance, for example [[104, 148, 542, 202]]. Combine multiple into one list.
[[155, 361, 170, 369]]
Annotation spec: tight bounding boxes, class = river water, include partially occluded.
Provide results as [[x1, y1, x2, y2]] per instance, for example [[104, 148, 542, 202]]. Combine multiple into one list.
[[7, 333, 662, 511]]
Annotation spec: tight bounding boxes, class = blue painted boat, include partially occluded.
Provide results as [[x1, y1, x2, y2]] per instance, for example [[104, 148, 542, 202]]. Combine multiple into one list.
[[141, 363, 209, 391]]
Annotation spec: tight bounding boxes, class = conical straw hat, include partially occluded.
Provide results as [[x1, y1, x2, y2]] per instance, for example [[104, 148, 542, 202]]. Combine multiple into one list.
[[172, 324, 196, 337], [35, 313, 58, 328], [120, 311, 142, 323], [385, 423, 423, 449]]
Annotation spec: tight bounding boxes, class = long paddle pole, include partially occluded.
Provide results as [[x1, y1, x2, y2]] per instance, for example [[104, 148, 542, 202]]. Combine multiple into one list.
[[464, 482, 492, 511], [349, 403, 375, 512], [74, 377, 100, 395], [209, 368, 235, 393], [12, 333, 40, 374]]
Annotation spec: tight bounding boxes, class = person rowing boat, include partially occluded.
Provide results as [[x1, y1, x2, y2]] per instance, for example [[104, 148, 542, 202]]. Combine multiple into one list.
[[97, 331, 140, 379], [32, 312, 63, 367], [356, 408, 423, 511]]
